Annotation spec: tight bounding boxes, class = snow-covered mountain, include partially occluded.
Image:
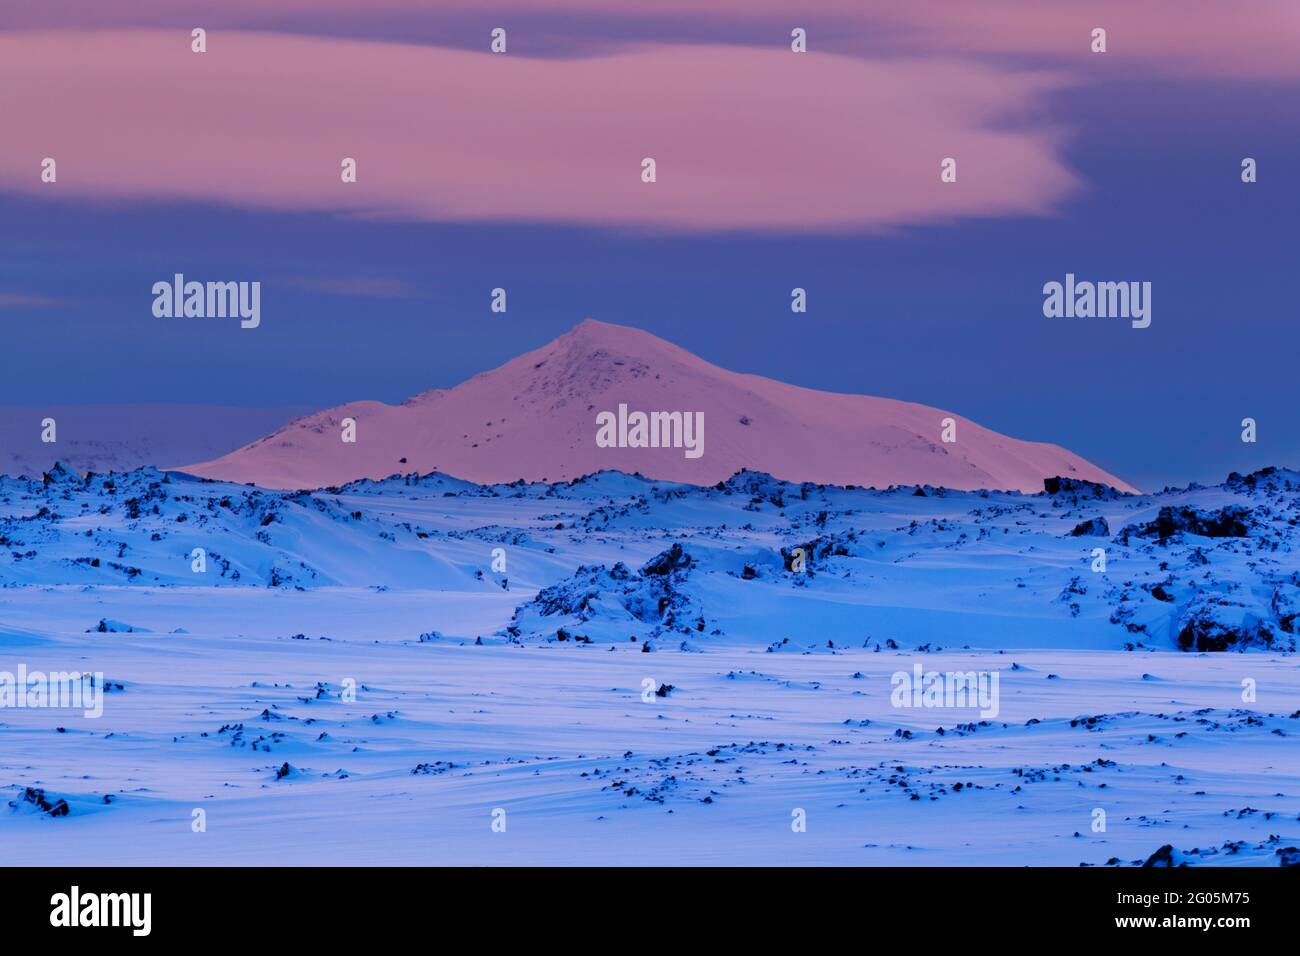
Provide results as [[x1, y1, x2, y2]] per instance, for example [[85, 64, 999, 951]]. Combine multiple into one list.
[[182, 319, 1137, 493]]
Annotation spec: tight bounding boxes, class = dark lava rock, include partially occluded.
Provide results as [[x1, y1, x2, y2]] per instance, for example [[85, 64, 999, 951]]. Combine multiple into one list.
[[1068, 517, 1110, 537], [1121, 506, 1251, 544], [1044, 476, 1123, 499], [1142, 844, 1176, 867], [1176, 610, 1276, 652], [640, 543, 693, 576], [10, 787, 70, 817]]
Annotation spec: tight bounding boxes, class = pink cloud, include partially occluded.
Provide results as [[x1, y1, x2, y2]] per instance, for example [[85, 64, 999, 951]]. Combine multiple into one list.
[[0, 30, 1076, 232], [4, 1, 1297, 79]]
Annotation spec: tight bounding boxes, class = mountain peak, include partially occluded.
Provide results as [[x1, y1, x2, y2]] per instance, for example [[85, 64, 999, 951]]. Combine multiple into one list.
[[549, 317, 693, 361]]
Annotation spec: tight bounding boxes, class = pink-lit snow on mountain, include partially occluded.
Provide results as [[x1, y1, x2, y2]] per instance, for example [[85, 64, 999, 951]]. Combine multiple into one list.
[[181, 319, 1137, 493]]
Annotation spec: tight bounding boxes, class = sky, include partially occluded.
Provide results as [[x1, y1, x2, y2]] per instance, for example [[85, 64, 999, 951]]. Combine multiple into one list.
[[1, 1, 1297, 490]]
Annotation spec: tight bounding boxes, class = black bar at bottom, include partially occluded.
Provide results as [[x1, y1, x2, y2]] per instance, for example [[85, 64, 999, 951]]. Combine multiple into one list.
[[0, 865, 1290, 941]]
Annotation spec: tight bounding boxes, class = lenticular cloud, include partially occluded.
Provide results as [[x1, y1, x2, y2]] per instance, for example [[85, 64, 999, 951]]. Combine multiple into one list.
[[0, 30, 1076, 232]]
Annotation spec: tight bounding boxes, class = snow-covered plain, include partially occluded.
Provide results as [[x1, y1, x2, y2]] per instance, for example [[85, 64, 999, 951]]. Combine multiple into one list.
[[1, 464, 1296, 865]]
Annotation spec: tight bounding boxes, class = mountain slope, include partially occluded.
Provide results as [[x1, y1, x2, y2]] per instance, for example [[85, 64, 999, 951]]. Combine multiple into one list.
[[182, 319, 1137, 493]]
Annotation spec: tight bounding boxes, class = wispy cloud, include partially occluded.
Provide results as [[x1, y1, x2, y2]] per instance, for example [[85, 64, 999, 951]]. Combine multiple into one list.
[[0, 292, 65, 309], [279, 276, 417, 299]]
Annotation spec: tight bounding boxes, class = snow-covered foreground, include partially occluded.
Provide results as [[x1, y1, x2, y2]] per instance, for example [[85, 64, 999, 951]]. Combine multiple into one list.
[[1, 465, 1297, 864], [1, 604, 1296, 866]]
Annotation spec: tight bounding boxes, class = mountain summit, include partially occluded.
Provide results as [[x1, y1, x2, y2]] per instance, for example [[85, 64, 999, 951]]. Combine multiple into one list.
[[181, 319, 1136, 493]]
